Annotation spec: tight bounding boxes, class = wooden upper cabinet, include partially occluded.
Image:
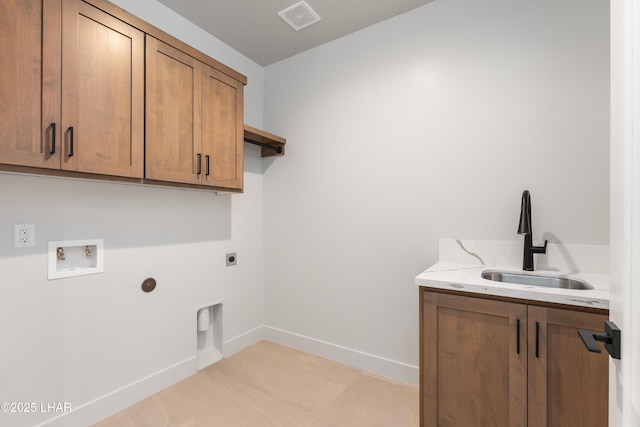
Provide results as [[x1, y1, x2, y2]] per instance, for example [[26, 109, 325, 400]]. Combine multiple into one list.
[[528, 306, 609, 427], [2, 0, 245, 189], [61, 0, 144, 178], [201, 65, 243, 190], [0, 0, 61, 169], [0, 0, 143, 177], [145, 36, 201, 185], [146, 36, 244, 190]]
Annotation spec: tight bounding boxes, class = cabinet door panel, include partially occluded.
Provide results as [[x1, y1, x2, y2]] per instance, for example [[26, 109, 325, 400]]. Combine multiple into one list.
[[528, 306, 608, 427], [62, 0, 144, 177], [0, 0, 61, 169], [201, 65, 243, 189], [145, 36, 201, 185], [422, 292, 527, 427]]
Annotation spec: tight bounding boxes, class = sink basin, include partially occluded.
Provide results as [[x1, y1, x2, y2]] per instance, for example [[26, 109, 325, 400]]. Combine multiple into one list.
[[481, 270, 593, 290]]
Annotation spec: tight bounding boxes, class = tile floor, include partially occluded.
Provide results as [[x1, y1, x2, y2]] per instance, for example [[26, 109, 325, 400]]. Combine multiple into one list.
[[93, 340, 419, 427]]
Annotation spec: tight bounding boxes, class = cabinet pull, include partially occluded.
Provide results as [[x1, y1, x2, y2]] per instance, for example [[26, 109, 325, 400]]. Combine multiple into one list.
[[50, 123, 56, 155], [68, 126, 74, 157], [535, 321, 540, 358], [196, 153, 202, 175], [516, 319, 521, 355], [205, 155, 210, 176]]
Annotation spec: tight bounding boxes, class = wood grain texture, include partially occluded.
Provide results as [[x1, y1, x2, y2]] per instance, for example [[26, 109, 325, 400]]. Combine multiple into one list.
[[82, 0, 247, 85], [422, 291, 527, 427], [93, 341, 418, 427], [146, 37, 244, 191], [528, 306, 609, 427], [61, 0, 144, 177], [145, 36, 201, 185], [0, 0, 61, 169], [421, 289, 609, 427], [201, 65, 243, 190]]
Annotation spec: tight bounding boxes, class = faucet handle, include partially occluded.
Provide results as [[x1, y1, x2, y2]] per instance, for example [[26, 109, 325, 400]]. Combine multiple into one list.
[[531, 239, 548, 254]]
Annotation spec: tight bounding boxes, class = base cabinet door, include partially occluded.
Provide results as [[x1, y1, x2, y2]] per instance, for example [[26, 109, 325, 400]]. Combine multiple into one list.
[[528, 306, 609, 427], [421, 290, 609, 427], [421, 292, 528, 427]]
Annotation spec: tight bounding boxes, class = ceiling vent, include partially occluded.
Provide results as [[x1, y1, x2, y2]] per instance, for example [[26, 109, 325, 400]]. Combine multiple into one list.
[[278, 1, 321, 31]]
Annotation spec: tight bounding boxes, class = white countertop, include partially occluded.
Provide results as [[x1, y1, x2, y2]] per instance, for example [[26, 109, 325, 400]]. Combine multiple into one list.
[[416, 261, 609, 310]]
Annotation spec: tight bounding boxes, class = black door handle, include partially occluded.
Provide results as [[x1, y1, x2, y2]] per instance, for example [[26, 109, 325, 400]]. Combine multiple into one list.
[[535, 321, 540, 358], [68, 126, 74, 157], [578, 321, 621, 360], [516, 319, 520, 355], [50, 123, 56, 155]]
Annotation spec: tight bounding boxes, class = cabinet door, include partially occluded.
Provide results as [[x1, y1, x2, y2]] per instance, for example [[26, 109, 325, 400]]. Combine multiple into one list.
[[528, 306, 609, 427], [61, 0, 144, 178], [201, 65, 244, 190], [0, 0, 61, 169], [145, 36, 202, 185], [422, 292, 527, 427]]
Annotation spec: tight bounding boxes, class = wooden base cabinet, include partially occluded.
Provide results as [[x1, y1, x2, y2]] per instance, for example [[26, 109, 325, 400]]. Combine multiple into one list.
[[420, 290, 609, 427]]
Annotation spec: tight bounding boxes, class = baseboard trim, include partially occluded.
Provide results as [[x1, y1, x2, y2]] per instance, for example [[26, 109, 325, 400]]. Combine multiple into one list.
[[224, 324, 264, 357], [264, 326, 419, 386], [39, 357, 197, 427], [37, 325, 415, 426], [38, 326, 266, 427]]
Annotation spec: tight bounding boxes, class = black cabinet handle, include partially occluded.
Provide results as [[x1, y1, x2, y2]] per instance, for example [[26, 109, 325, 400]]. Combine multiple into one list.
[[196, 153, 202, 175], [50, 123, 56, 155], [205, 155, 210, 176], [516, 319, 521, 355], [535, 322, 540, 358], [68, 126, 74, 157]]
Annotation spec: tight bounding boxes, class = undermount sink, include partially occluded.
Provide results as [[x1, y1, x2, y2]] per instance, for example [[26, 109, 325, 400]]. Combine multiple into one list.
[[481, 270, 593, 290]]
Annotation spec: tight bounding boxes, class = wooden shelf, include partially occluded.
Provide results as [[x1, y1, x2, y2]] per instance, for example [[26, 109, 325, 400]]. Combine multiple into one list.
[[244, 125, 286, 157]]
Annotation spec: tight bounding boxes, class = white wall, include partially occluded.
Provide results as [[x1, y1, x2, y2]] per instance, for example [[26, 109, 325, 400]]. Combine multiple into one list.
[[0, 1, 265, 426], [263, 0, 609, 383]]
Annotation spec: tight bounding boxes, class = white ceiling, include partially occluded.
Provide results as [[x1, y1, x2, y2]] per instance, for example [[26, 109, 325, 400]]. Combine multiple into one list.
[[155, 0, 435, 66]]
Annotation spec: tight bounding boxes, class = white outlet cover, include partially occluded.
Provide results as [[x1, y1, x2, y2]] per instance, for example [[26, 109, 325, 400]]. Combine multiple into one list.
[[14, 224, 35, 248]]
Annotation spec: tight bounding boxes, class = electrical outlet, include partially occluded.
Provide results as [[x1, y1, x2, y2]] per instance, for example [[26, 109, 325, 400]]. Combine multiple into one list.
[[226, 252, 237, 266], [14, 224, 35, 248]]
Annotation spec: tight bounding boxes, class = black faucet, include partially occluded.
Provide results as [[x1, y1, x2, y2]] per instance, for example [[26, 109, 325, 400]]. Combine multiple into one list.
[[517, 190, 547, 271]]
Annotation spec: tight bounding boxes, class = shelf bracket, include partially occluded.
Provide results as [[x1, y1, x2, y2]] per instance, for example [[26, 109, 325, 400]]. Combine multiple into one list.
[[243, 125, 286, 158]]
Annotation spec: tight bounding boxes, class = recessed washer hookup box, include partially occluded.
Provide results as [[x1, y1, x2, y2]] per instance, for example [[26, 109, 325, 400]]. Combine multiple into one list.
[[48, 239, 104, 280]]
